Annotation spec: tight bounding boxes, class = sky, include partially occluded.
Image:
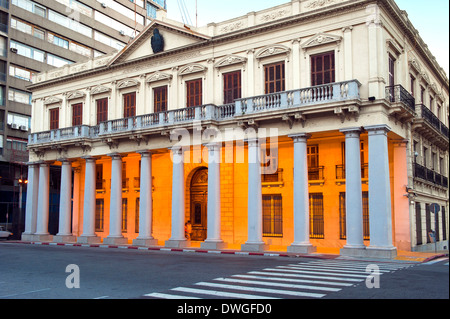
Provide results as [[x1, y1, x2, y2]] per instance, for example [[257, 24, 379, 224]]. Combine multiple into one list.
[[165, 0, 450, 77]]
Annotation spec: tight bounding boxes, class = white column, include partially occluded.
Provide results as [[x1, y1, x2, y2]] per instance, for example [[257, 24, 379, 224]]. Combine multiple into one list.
[[54, 159, 76, 243], [365, 124, 397, 259], [201, 143, 226, 250], [77, 156, 101, 244], [165, 146, 189, 248], [288, 134, 316, 254], [34, 162, 52, 241], [104, 153, 128, 245], [340, 128, 366, 256], [133, 151, 158, 246], [242, 138, 268, 252], [22, 163, 39, 241]]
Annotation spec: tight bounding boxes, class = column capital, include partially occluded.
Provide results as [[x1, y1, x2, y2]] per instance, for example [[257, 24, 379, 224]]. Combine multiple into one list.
[[365, 124, 391, 135], [82, 156, 97, 163], [57, 158, 74, 164], [339, 127, 362, 137], [205, 142, 221, 152], [137, 150, 153, 157], [170, 146, 185, 155], [289, 133, 311, 143], [107, 153, 123, 160]]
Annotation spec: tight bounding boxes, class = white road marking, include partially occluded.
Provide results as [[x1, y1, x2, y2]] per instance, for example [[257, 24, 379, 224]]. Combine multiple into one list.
[[171, 287, 279, 299]]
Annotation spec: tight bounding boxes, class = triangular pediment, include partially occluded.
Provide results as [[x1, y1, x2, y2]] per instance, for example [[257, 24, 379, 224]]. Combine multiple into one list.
[[109, 20, 210, 66]]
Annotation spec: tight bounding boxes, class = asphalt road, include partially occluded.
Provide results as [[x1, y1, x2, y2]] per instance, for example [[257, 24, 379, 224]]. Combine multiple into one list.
[[0, 242, 448, 308]]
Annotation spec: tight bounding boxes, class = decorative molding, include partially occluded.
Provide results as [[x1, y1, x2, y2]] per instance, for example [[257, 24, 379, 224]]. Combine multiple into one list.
[[301, 33, 342, 51], [66, 90, 86, 100], [255, 44, 291, 60], [386, 38, 403, 56], [305, 0, 339, 9], [178, 63, 207, 76], [259, 9, 289, 22], [214, 55, 247, 69], [91, 85, 112, 95], [146, 71, 173, 84], [117, 78, 140, 90], [409, 58, 422, 74], [219, 21, 245, 34], [44, 96, 63, 105]]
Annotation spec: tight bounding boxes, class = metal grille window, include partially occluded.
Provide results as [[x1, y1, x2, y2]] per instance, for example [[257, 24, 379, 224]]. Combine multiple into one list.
[[425, 204, 431, 243], [415, 202, 423, 245], [309, 193, 324, 239], [135, 198, 140, 234], [262, 195, 283, 237], [339, 192, 370, 240], [122, 198, 128, 233], [95, 199, 104, 232], [442, 206, 447, 241]]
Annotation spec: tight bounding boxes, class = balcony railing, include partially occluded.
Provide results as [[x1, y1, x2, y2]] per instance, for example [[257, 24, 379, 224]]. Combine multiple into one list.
[[414, 163, 448, 188], [415, 104, 449, 139], [335, 163, 368, 180], [28, 80, 361, 146], [386, 84, 415, 112]]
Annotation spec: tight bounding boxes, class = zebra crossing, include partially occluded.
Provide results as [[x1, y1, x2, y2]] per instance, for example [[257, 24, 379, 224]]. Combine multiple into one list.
[[143, 258, 414, 299]]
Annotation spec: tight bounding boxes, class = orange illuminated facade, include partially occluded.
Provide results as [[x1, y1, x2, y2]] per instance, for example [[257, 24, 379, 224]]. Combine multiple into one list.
[[23, 0, 448, 258]]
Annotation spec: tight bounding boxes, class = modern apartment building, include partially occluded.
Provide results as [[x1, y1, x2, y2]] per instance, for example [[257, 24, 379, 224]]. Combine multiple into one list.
[[0, 0, 167, 236], [22, 0, 449, 257]]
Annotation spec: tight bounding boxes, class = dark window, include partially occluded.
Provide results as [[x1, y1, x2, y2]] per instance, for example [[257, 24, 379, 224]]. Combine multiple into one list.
[[223, 71, 242, 104], [123, 92, 136, 118], [442, 206, 447, 241], [339, 192, 346, 240], [362, 191, 370, 240], [186, 79, 202, 108], [388, 54, 395, 87], [415, 202, 423, 245], [262, 195, 283, 237], [309, 193, 324, 239], [50, 108, 59, 130], [135, 198, 140, 234], [154, 86, 168, 113], [311, 51, 335, 86], [264, 62, 285, 94], [96, 98, 108, 125], [96, 164, 103, 190], [72, 103, 83, 126], [425, 204, 431, 243]]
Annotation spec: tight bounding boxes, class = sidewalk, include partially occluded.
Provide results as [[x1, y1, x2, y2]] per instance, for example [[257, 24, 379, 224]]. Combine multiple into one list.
[[7, 240, 448, 263]]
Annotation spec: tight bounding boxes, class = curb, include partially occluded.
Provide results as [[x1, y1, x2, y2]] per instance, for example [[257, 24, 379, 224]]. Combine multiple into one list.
[[422, 253, 449, 263], [14, 240, 339, 260]]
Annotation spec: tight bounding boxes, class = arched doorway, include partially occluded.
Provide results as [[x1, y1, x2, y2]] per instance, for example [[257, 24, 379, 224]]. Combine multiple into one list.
[[190, 168, 208, 241]]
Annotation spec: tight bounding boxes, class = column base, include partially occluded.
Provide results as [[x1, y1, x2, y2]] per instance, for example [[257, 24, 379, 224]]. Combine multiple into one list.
[[365, 246, 398, 259], [77, 235, 101, 245], [53, 235, 77, 243], [241, 242, 269, 252], [201, 240, 227, 250], [32, 234, 54, 242], [165, 239, 190, 249], [103, 236, 129, 245], [340, 246, 367, 257], [133, 238, 159, 247], [287, 244, 317, 254], [21, 233, 35, 242]]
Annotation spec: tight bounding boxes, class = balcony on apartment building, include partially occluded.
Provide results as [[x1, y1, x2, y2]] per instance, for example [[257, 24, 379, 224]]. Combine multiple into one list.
[[28, 79, 363, 148], [414, 162, 448, 189]]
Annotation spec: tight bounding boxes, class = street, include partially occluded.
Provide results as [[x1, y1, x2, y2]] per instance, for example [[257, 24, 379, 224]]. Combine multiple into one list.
[[0, 242, 448, 311]]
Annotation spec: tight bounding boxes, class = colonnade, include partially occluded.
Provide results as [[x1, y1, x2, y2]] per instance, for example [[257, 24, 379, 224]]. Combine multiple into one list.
[[22, 125, 397, 258]]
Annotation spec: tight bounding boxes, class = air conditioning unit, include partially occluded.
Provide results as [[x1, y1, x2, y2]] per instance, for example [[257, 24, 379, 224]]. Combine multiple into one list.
[[10, 48, 18, 53], [11, 123, 19, 129], [20, 126, 28, 131]]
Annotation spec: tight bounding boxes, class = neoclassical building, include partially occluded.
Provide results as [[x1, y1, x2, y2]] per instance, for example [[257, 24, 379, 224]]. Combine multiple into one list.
[[23, 0, 449, 258]]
